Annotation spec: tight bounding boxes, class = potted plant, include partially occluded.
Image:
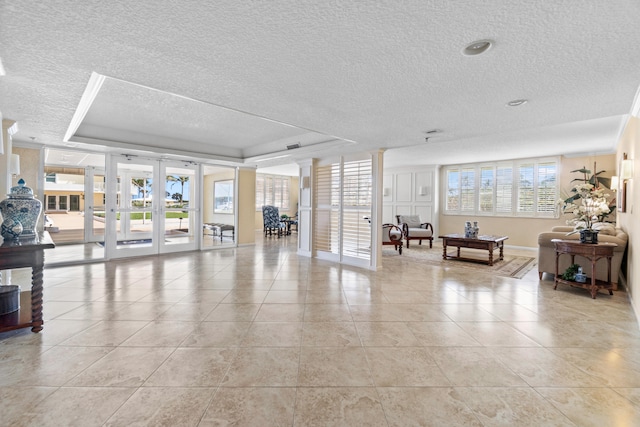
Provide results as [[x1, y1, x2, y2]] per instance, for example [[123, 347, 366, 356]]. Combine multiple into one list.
[[558, 163, 615, 243]]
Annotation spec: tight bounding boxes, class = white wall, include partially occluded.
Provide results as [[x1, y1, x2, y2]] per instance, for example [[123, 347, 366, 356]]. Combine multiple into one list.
[[616, 115, 638, 320], [383, 166, 438, 233]]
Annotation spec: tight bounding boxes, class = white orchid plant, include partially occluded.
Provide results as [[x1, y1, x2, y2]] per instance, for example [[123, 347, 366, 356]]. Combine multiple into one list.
[[558, 165, 615, 231]]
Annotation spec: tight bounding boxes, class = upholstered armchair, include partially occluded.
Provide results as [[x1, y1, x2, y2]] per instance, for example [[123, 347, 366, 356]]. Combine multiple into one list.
[[382, 223, 403, 254], [396, 214, 434, 248], [262, 205, 286, 237]]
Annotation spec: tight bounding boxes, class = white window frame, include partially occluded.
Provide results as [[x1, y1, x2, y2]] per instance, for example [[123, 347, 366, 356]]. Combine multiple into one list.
[[256, 173, 291, 211], [443, 157, 559, 218]]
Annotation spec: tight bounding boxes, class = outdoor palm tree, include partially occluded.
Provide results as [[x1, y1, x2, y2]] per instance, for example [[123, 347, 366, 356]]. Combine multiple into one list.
[[167, 175, 189, 205], [131, 178, 152, 223]]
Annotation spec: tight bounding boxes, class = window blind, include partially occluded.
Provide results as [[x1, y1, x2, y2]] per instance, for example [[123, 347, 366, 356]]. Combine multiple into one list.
[[537, 162, 557, 216], [444, 157, 558, 217], [256, 174, 289, 210], [342, 160, 372, 261], [517, 163, 535, 214], [314, 158, 372, 263], [479, 166, 494, 212], [314, 163, 340, 255]]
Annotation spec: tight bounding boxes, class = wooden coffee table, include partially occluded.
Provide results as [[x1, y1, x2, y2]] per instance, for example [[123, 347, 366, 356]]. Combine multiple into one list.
[[439, 234, 508, 266]]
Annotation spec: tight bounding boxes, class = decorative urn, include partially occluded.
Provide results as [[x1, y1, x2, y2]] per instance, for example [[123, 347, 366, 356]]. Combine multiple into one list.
[[0, 179, 43, 238], [1, 217, 23, 240]]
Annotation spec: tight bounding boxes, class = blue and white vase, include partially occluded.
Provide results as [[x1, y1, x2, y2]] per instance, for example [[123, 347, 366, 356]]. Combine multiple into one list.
[[1, 218, 23, 240], [0, 179, 42, 238]]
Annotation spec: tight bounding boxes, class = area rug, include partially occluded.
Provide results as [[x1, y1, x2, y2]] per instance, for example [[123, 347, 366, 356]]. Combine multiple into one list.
[[383, 245, 537, 279]]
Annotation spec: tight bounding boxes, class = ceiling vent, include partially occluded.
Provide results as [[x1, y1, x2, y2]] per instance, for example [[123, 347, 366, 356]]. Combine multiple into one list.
[[287, 143, 301, 150]]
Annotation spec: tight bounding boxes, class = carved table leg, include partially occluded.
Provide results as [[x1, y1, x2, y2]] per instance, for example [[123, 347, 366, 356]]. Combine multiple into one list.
[[488, 247, 494, 266], [30, 264, 44, 332], [442, 242, 447, 260], [608, 256, 613, 295], [499, 242, 504, 260], [590, 260, 597, 299]]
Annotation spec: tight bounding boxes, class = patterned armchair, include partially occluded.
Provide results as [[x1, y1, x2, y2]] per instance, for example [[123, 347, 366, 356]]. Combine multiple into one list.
[[262, 205, 286, 237], [396, 214, 434, 248]]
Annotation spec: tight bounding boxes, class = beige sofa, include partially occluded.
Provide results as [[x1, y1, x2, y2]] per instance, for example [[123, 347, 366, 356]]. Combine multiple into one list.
[[538, 225, 628, 289]]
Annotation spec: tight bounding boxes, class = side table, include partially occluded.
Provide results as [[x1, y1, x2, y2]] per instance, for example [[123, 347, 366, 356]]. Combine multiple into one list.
[[552, 239, 617, 299], [0, 231, 55, 333]]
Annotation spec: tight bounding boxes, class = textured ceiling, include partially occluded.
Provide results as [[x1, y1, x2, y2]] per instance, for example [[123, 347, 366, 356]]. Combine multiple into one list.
[[2, 1, 640, 170]]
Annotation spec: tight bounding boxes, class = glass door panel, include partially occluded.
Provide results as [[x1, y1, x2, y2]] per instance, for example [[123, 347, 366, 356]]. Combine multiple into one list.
[[108, 158, 158, 258], [161, 163, 198, 252], [84, 168, 106, 243]]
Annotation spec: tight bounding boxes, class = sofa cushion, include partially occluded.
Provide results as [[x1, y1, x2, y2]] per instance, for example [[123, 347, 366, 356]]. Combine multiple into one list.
[[399, 215, 421, 228], [407, 228, 433, 238]]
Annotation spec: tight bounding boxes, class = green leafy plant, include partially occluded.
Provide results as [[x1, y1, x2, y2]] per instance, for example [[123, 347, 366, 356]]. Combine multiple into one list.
[[561, 263, 581, 281]]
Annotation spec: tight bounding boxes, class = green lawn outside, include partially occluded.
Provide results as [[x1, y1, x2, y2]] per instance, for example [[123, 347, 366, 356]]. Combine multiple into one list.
[[93, 212, 189, 220]]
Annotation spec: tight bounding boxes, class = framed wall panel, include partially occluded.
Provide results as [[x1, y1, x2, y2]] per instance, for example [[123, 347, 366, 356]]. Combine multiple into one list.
[[395, 173, 413, 202]]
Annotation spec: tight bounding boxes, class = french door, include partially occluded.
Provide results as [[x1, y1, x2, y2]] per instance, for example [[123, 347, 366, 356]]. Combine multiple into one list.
[[106, 155, 199, 259], [84, 167, 106, 243]]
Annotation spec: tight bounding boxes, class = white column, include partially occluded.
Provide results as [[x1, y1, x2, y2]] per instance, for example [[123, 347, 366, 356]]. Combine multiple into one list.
[[296, 158, 315, 257], [371, 150, 385, 270], [1, 116, 18, 196]]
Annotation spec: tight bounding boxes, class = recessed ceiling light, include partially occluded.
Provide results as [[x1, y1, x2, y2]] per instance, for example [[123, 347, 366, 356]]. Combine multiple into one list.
[[506, 99, 528, 107], [462, 40, 492, 56]]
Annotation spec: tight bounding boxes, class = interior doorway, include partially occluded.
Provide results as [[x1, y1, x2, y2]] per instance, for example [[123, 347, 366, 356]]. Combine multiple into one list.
[[43, 149, 106, 264]]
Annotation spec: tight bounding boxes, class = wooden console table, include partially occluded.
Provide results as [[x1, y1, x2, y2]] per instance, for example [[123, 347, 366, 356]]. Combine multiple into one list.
[[0, 232, 55, 333], [439, 234, 508, 266], [552, 239, 616, 299]]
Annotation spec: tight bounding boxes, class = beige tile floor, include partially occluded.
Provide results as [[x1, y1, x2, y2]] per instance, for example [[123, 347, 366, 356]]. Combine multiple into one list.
[[1, 235, 640, 426]]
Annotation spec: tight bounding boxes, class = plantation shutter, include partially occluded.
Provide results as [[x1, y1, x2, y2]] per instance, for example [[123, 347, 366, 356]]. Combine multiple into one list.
[[255, 175, 265, 210], [342, 159, 372, 261], [314, 163, 340, 255], [273, 176, 290, 209], [281, 177, 290, 210], [264, 176, 273, 206], [444, 157, 558, 217], [537, 162, 557, 216], [446, 169, 460, 211], [495, 165, 513, 213], [460, 168, 475, 212], [479, 166, 494, 212], [517, 163, 535, 215]]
